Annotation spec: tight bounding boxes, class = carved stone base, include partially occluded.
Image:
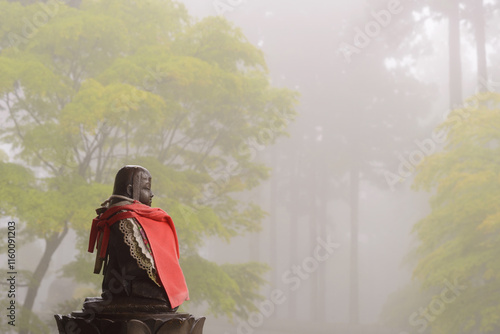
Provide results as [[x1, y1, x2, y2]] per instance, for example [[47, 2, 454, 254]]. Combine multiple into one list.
[[54, 297, 205, 334]]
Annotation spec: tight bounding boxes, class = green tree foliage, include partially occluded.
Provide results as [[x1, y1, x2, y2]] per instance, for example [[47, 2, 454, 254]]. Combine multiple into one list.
[[0, 0, 297, 332], [413, 92, 500, 333]]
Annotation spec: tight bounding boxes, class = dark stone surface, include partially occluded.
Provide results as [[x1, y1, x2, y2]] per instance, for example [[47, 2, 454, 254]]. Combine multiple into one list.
[[54, 296, 205, 334], [54, 307, 205, 334], [81, 296, 178, 315]]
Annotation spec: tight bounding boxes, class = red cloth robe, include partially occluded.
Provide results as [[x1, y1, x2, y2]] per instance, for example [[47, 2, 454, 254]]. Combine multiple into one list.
[[88, 201, 189, 308]]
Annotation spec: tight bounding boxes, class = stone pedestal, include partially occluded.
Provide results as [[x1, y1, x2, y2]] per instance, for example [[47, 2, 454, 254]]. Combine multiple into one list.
[[54, 297, 205, 334]]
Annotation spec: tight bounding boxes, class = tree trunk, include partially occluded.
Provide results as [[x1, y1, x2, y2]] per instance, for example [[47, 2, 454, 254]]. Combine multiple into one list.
[[20, 225, 69, 334], [317, 158, 328, 322], [349, 161, 359, 325], [288, 148, 299, 318], [473, 0, 488, 91], [449, 0, 463, 108], [269, 149, 278, 319], [310, 160, 319, 320]]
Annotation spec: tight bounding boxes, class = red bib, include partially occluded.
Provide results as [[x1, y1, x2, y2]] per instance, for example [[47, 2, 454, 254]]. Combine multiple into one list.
[[88, 201, 189, 308]]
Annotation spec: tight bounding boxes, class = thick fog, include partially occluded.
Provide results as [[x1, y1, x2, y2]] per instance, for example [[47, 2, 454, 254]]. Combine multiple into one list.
[[181, 0, 500, 333], [1, 0, 500, 334]]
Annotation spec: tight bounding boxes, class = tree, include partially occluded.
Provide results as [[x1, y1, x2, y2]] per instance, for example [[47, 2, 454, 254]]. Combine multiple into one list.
[[411, 0, 464, 107], [413, 91, 500, 333], [334, 5, 435, 322], [0, 0, 297, 332], [447, 0, 464, 108]]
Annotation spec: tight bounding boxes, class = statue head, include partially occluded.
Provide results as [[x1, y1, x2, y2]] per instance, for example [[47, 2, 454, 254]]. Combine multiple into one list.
[[112, 165, 154, 206]]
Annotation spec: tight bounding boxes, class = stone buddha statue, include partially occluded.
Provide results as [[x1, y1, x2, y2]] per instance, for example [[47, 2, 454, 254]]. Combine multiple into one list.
[[55, 165, 204, 334], [88, 165, 189, 312]]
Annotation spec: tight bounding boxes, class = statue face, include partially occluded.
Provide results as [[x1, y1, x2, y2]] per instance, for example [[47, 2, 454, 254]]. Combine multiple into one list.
[[137, 170, 154, 206]]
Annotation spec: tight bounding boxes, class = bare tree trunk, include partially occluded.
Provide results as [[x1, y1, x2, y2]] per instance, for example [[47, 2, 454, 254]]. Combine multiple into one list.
[[269, 149, 278, 319], [349, 160, 359, 325], [473, 0, 488, 91], [449, 0, 463, 107], [317, 159, 328, 322], [288, 149, 299, 319], [310, 161, 319, 320], [20, 225, 69, 334]]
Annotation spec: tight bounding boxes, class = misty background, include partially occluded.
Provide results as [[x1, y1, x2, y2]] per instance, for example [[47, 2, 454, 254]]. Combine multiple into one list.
[[1, 0, 500, 333]]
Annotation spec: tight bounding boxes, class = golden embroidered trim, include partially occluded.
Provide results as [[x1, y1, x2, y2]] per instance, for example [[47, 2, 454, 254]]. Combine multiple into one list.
[[119, 218, 161, 287]]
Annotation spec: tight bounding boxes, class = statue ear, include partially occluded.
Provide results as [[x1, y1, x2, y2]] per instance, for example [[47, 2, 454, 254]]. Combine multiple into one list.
[[126, 184, 133, 198]]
